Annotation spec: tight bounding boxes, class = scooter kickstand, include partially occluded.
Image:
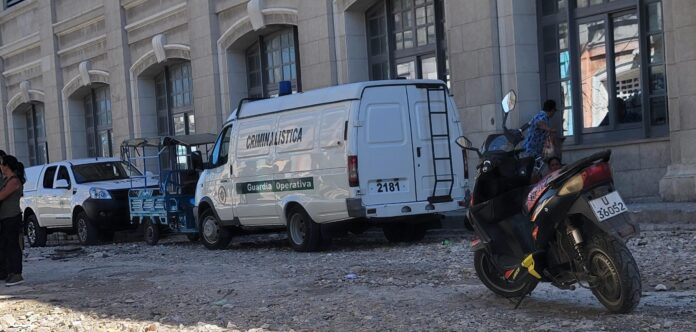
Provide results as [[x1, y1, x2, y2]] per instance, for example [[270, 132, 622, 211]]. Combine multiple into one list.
[[514, 294, 526, 309]]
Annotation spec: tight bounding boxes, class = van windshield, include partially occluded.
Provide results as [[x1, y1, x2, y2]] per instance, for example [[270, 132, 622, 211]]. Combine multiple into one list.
[[71, 162, 142, 184]]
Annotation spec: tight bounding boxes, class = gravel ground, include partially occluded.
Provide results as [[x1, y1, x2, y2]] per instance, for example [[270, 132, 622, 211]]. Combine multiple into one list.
[[1, 229, 695, 332]]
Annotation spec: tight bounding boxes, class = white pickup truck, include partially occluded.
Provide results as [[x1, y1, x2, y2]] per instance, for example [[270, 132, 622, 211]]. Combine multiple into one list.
[[21, 158, 144, 246]]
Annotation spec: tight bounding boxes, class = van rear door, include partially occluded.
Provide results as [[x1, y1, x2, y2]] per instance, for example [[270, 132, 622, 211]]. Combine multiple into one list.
[[356, 86, 417, 205], [406, 84, 456, 203]]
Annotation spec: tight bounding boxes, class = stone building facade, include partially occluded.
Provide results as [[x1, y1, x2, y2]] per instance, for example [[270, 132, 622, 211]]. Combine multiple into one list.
[[0, 0, 694, 201]]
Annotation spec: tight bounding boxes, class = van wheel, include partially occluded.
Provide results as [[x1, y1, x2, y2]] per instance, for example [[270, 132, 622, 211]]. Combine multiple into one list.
[[287, 207, 323, 252], [26, 214, 47, 247], [144, 219, 160, 245], [409, 224, 428, 242], [383, 224, 426, 243], [200, 210, 232, 250], [76, 211, 100, 245]]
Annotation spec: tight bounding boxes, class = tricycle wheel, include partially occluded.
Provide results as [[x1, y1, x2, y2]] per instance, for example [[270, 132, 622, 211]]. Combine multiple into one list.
[[186, 233, 200, 242], [144, 219, 160, 245]]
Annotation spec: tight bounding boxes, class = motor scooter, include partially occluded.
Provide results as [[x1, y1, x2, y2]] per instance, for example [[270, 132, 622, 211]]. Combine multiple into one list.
[[457, 90, 641, 313]]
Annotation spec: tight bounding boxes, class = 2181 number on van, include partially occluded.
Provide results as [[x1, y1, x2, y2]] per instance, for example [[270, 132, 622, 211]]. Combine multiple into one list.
[[369, 179, 407, 194]]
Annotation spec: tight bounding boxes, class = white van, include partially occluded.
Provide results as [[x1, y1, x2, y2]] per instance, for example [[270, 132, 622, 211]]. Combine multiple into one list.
[[194, 79, 467, 251]]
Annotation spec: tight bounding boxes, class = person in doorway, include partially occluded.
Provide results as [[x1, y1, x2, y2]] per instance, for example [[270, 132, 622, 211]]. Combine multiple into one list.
[[0, 155, 26, 286]]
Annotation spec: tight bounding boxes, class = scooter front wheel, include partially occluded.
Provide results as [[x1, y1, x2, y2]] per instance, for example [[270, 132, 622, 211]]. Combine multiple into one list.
[[474, 250, 538, 298]]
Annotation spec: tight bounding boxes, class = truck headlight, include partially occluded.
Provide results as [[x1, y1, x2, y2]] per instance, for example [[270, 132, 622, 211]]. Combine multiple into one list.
[[89, 188, 112, 199]]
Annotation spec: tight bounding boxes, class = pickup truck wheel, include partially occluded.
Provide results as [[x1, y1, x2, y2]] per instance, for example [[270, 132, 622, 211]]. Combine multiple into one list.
[[144, 219, 160, 245], [287, 208, 322, 252], [76, 211, 100, 245], [200, 210, 231, 250], [100, 231, 115, 243], [26, 214, 47, 247]]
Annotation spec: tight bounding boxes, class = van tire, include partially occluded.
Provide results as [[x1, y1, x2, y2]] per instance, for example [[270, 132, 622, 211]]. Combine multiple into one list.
[[409, 224, 428, 242], [26, 214, 47, 247], [76, 211, 100, 245], [383, 224, 427, 243], [199, 210, 232, 250], [287, 207, 322, 252]]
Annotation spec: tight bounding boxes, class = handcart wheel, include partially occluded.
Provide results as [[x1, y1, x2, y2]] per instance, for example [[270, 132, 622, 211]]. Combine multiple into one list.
[[144, 219, 160, 245]]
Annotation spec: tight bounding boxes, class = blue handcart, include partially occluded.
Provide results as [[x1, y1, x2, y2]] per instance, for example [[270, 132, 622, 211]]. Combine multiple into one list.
[[120, 134, 216, 245]]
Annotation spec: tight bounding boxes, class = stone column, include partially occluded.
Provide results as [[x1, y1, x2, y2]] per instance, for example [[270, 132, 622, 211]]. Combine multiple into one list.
[[188, 0, 223, 133], [0, 58, 7, 149], [495, 0, 542, 129], [659, 0, 696, 201], [38, 0, 66, 161], [103, 0, 134, 151], [332, 0, 370, 85], [445, 0, 503, 181], [297, 0, 336, 90]]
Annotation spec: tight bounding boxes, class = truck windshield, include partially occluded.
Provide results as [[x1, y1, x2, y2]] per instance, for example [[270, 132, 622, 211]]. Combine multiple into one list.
[[71, 162, 142, 184]]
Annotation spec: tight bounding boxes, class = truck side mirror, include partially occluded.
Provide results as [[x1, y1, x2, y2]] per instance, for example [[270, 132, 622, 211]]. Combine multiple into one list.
[[54, 179, 70, 189]]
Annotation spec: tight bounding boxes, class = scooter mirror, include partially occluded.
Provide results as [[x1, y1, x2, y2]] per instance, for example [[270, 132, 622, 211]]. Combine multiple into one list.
[[502, 90, 517, 114], [455, 136, 473, 149]]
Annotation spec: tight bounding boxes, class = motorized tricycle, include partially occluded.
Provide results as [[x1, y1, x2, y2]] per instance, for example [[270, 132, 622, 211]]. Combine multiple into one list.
[[121, 134, 216, 245]]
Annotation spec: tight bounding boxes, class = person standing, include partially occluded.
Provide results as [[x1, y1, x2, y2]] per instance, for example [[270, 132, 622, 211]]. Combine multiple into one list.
[[523, 100, 558, 159], [0, 155, 26, 286]]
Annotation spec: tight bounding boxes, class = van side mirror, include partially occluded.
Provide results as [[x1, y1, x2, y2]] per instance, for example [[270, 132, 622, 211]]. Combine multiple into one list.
[[54, 179, 70, 189], [191, 151, 204, 171]]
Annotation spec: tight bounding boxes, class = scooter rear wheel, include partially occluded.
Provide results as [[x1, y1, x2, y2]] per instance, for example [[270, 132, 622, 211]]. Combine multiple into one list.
[[587, 234, 641, 314], [474, 250, 538, 298]]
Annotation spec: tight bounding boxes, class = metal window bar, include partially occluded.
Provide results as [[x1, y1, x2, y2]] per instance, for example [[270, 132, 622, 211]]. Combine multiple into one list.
[[426, 86, 454, 203]]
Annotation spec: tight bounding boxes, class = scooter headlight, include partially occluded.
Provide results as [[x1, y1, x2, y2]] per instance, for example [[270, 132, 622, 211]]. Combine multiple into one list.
[[559, 174, 583, 196]]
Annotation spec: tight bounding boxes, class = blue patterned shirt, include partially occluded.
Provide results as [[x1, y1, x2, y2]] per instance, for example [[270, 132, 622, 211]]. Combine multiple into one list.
[[523, 111, 550, 158]]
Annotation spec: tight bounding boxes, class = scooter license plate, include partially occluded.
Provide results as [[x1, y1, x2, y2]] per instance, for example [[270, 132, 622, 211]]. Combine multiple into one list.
[[589, 191, 628, 222]]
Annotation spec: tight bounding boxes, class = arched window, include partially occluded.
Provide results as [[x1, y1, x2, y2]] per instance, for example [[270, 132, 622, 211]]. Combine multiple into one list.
[[25, 103, 47, 166], [155, 61, 194, 136], [245, 27, 301, 98], [83, 85, 112, 157]]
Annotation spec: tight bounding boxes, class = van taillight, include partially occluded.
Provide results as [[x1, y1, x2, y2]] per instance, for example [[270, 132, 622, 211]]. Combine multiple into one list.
[[582, 162, 612, 188], [348, 155, 359, 187]]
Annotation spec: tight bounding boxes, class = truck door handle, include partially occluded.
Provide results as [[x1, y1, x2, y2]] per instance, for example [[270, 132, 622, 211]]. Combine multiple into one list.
[[221, 179, 229, 183], [229, 164, 233, 175], [417, 147, 421, 158]]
